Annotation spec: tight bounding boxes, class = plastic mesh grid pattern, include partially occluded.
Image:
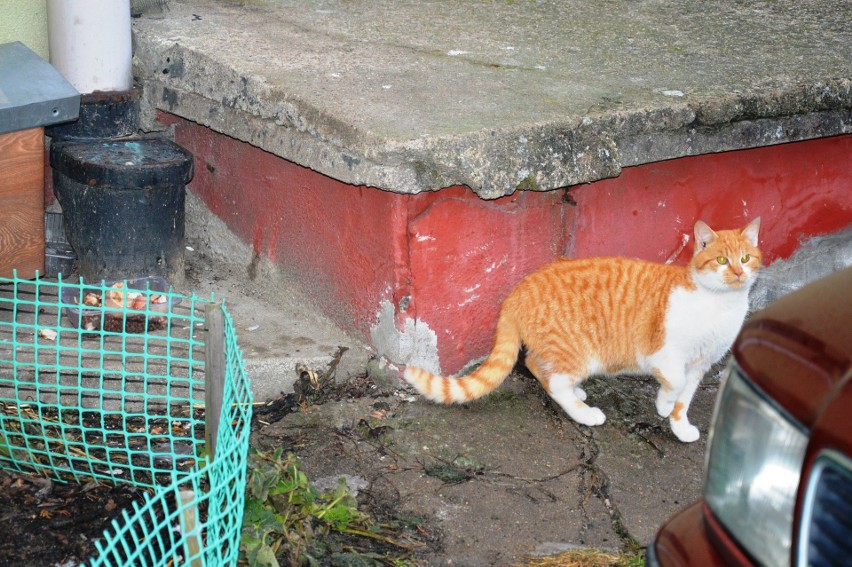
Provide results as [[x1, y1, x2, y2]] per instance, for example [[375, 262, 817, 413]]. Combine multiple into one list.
[[0, 274, 252, 566]]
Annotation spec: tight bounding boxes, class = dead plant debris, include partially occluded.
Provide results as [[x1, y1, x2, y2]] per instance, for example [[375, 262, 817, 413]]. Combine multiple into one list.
[[0, 468, 150, 567]]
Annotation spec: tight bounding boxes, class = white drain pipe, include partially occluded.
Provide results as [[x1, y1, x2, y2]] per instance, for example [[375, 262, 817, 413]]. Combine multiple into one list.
[[47, 0, 132, 94]]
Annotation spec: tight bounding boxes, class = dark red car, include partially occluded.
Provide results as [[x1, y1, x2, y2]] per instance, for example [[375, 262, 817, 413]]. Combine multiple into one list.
[[647, 266, 852, 567]]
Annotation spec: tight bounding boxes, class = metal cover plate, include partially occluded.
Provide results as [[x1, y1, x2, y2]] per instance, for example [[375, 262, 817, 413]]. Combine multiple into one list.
[[0, 41, 80, 135]]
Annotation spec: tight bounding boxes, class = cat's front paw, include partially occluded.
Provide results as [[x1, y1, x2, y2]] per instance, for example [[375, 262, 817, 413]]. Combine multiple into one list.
[[671, 420, 700, 443], [574, 406, 606, 427]]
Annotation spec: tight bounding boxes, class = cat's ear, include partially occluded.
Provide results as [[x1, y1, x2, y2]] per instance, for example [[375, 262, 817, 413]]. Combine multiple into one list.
[[694, 220, 717, 250], [741, 217, 761, 247]]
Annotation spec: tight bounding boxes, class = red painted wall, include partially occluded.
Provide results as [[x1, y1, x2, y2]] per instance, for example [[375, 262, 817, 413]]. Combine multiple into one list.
[[407, 186, 570, 369], [173, 119, 409, 334], [172, 116, 572, 368], [167, 111, 851, 374], [569, 135, 852, 265]]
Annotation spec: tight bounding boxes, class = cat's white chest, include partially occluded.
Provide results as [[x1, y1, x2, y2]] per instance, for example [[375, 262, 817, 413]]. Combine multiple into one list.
[[663, 284, 750, 365]]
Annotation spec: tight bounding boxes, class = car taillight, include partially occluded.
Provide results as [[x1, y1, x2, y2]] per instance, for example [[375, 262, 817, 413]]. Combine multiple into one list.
[[704, 364, 808, 567]]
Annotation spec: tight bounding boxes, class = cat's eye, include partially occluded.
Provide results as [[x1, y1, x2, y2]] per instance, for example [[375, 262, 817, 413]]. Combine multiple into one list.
[[717, 256, 728, 265], [741, 254, 751, 263]]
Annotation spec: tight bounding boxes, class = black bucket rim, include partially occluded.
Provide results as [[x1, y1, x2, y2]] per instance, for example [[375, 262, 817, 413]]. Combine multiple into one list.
[[50, 137, 194, 188]]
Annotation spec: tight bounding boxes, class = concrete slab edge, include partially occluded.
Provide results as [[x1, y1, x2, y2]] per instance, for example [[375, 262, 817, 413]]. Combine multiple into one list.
[[133, 34, 851, 199]]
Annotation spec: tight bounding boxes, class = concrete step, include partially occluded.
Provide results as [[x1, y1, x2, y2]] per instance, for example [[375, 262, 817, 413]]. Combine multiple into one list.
[[130, 0, 852, 376]]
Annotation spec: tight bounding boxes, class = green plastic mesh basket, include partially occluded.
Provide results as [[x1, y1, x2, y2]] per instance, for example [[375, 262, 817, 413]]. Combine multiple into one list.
[[0, 273, 252, 566]]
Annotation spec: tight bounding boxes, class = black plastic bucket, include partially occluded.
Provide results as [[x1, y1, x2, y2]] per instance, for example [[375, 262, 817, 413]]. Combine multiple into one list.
[[51, 138, 194, 285], [46, 88, 140, 142]]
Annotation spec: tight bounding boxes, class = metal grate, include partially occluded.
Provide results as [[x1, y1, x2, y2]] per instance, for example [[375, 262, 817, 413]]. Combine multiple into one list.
[[800, 452, 852, 567]]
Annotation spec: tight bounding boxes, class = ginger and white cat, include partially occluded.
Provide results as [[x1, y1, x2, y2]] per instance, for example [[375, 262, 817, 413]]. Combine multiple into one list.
[[403, 218, 762, 443]]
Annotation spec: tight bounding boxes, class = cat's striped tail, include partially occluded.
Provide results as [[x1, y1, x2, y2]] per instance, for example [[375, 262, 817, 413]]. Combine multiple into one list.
[[402, 314, 521, 404]]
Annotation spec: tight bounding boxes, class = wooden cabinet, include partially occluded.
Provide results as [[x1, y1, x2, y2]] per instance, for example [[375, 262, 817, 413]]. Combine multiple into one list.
[[0, 41, 79, 279], [0, 127, 44, 278]]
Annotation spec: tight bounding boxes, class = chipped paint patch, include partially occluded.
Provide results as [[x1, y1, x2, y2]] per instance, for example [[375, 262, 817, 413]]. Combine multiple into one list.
[[665, 233, 691, 264], [370, 299, 441, 374], [485, 255, 509, 273]]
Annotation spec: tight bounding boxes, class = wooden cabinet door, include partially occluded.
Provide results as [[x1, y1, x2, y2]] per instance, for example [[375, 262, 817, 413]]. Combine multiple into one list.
[[0, 127, 45, 278]]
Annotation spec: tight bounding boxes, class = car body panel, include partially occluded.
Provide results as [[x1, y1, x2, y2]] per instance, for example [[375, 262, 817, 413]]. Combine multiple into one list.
[[793, 369, 852, 562], [650, 501, 757, 566], [734, 267, 852, 427]]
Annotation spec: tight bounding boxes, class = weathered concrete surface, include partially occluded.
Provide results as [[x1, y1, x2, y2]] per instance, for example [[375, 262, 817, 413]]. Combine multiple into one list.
[[132, 0, 851, 199], [252, 370, 715, 565]]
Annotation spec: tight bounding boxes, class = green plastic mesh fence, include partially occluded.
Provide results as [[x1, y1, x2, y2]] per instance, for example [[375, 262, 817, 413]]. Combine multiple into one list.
[[0, 273, 252, 566]]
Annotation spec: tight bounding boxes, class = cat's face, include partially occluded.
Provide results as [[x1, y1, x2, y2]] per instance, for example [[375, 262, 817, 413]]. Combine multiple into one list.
[[691, 218, 762, 291]]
